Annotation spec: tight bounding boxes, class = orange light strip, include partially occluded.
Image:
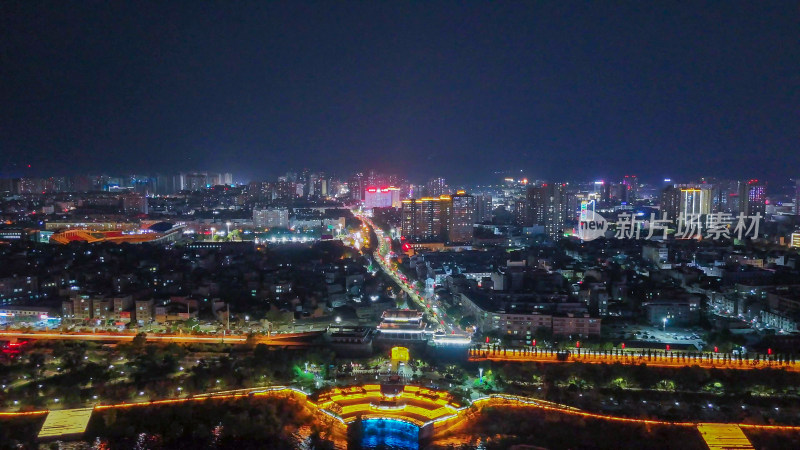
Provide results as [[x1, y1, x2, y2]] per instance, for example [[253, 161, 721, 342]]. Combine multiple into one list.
[[6, 385, 800, 437], [469, 353, 800, 372], [0, 410, 48, 417]]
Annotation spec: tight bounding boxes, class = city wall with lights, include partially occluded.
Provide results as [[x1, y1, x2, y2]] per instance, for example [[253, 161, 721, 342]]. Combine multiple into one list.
[[469, 347, 800, 372], [7, 384, 800, 443]]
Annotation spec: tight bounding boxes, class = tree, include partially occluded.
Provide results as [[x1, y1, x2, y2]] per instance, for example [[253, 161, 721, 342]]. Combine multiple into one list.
[[533, 326, 553, 342], [132, 332, 147, 350], [245, 332, 257, 348], [459, 315, 476, 329], [27, 352, 46, 379]]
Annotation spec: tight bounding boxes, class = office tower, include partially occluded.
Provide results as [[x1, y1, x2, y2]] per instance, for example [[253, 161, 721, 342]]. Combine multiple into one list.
[[738, 179, 766, 217], [475, 194, 493, 223], [363, 186, 401, 209], [449, 191, 476, 243]]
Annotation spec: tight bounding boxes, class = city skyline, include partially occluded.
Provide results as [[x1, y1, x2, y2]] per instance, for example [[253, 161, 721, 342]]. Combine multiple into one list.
[[4, 3, 800, 448]]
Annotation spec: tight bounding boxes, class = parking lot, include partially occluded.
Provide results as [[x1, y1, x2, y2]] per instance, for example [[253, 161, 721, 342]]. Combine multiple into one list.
[[607, 323, 706, 350]]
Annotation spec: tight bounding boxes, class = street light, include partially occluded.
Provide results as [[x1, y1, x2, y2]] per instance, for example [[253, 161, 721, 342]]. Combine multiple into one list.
[[662, 317, 667, 331], [479, 368, 483, 383]]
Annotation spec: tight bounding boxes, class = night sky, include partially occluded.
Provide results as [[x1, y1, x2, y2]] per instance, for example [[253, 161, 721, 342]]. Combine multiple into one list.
[[2, 1, 798, 183]]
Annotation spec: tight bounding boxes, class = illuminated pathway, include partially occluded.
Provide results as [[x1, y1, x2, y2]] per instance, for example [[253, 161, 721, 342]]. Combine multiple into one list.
[[697, 424, 755, 449], [469, 347, 800, 372], [0, 330, 316, 347], [4, 384, 798, 445]]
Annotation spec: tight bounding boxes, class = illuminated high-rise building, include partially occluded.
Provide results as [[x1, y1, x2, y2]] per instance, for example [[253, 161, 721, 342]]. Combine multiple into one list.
[[475, 194, 493, 223], [253, 208, 289, 228], [363, 186, 401, 209], [177, 172, 232, 190], [680, 187, 712, 216], [527, 183, 569, 240], [120, 192, 148, 214], [272, 181, 295, 200], [795, 180, 800, 215], [311, 172, 328, 197], [401, 199, 420, 238], [449, 191, 476, 243], [791, 231, 800, 248], [738, 179, 766, 217], [661, 185, 680, 220], [426, 177, 447, 197], [154, 174, 177, 195], [525, 186, 544, 226], [401, 195, 451, 241], [514, 199, 530, 227], [622, 175, 639, 202], [349, 173, 366, 202]]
